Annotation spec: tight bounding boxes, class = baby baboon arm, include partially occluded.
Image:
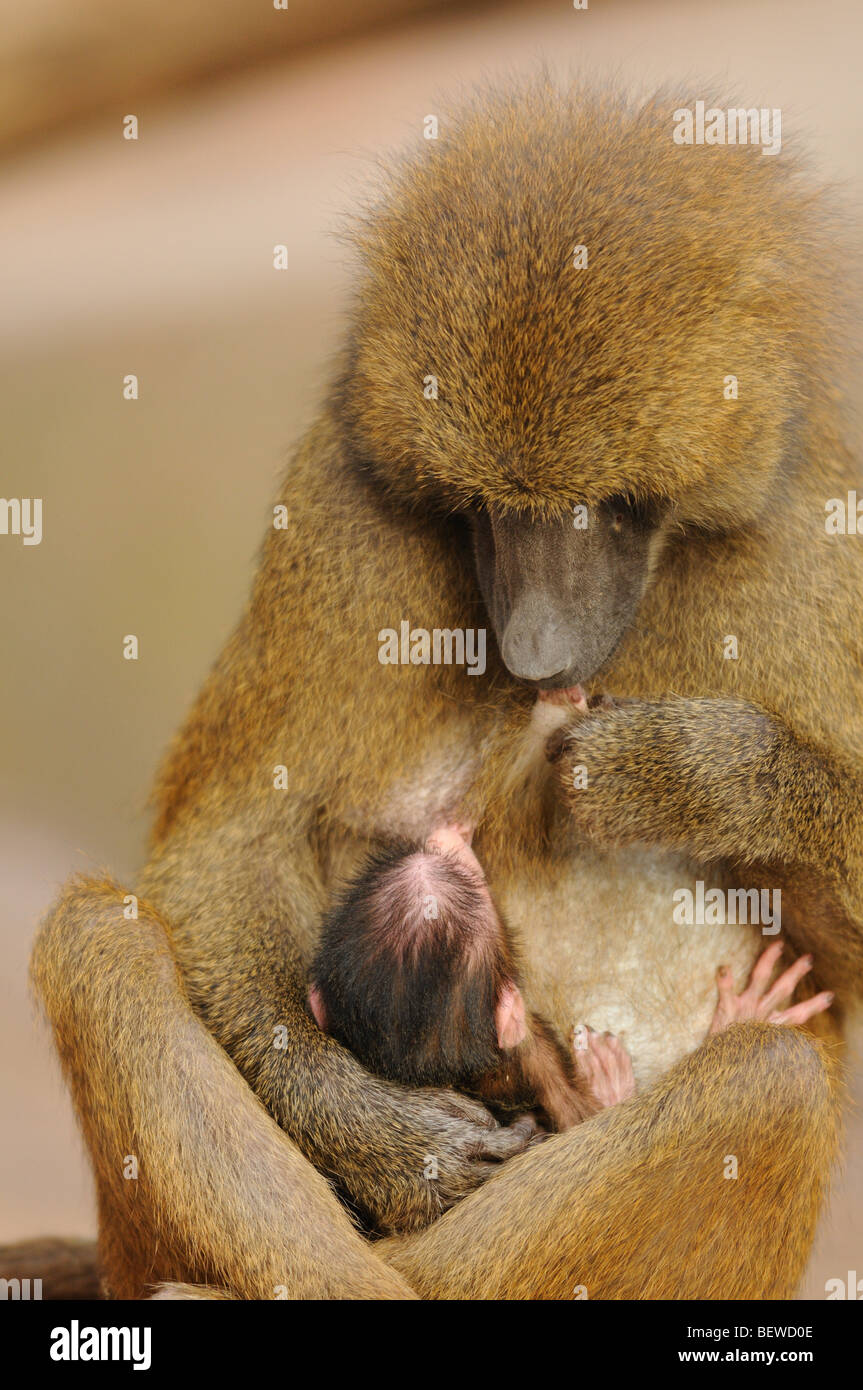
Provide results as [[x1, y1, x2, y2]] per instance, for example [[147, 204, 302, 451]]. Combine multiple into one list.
[[381, 1020, 841, 1300], [473, 1017, 635, 1132], [478, 1017, 594, 1130], [509, 1017, 604, 1130], [30, 875, 415, 1299], [549, 696, 863, 988], [519, 1025, 596, 1130]]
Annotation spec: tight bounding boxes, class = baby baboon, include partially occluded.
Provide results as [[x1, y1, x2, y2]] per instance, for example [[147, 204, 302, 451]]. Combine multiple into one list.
[[310, 823, 833, 1137], [310, 823, 635, 1131]]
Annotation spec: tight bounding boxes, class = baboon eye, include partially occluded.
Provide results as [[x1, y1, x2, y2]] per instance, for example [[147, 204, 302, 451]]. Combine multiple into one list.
[[606, 494, 633, 528], [604, 494, 653, 531]]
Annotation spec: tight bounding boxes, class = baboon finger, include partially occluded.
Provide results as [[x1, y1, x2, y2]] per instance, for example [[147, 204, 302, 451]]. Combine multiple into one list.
[[716, 965, 736, 997], [760, 954, 813, 1013], [435, 1090, 498, 1128], [742, 941, 785, 999], [475, 1120, 535, 1161], [768, 991, 834, 1027]]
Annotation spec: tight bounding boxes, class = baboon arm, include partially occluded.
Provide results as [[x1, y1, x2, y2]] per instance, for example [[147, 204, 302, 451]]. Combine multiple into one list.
[[142, 834, 534, 1236], [31, 875, 416, 1299], [382, 1021, 842, 1300], [552, 696, 863, 988]]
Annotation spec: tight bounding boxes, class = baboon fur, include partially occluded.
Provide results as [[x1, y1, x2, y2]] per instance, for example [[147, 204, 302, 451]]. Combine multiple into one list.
[[14, 78, 861, 1299]]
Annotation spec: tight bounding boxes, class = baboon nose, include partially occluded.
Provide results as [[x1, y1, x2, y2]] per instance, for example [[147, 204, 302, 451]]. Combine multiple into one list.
[[500, 636, 571, 684], [516, 664, 571, 685], [500, 603, 575, 684]]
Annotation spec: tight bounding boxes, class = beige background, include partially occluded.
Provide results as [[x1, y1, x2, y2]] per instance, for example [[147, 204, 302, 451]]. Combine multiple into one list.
[[1, 0, 860, 1297]]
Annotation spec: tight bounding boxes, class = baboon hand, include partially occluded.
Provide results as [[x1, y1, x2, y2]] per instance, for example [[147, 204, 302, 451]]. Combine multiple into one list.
[[547, 696, 782, 856], [344, 1084, 538, 1235], [709, 943, 834, 1034], [570, 1024, 637, 1107]]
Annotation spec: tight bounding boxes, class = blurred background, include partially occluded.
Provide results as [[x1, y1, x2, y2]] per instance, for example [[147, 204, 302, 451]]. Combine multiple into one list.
[[1, 0, 861, 1298]]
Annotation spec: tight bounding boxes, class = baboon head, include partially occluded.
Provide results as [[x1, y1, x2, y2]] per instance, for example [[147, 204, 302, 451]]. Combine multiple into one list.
[[341, 79, 840, 689]]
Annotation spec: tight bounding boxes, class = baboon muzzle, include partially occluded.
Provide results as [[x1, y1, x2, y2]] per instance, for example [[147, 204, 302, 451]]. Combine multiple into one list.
[[471, 505, 652, 689]]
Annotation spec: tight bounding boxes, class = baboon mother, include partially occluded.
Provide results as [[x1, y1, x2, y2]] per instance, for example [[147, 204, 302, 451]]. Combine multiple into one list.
[[31, 83, 863, 1299]]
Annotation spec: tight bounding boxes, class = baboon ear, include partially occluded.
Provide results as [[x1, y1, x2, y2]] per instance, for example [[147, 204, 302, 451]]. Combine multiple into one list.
[[496, 982, 527, 1050], [308, 985, 328, 1031]]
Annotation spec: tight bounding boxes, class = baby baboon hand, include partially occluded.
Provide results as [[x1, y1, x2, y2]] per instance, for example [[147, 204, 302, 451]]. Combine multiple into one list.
[[709, 943, 834, 1034], [570, 1025, 636, 1108], [548, 696, 781, 853], [348, 1084, 537, 1234]]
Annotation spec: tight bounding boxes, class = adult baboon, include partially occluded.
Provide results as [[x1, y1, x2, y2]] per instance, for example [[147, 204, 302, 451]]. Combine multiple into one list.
[[19, 80, 861, 1299]]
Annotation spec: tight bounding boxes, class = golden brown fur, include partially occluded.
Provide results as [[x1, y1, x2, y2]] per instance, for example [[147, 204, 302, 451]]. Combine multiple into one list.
[[14, 77, 862, 1299]]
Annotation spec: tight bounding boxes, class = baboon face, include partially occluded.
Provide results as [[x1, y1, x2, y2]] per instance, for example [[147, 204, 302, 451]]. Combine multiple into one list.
[[470, 500, 655, 688], [344, 82, 837, 687]]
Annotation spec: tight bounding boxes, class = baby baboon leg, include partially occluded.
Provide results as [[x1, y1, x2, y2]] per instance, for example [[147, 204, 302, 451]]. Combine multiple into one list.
[[383, 1023, 841, 1300], [31, 875, 415, 1301]]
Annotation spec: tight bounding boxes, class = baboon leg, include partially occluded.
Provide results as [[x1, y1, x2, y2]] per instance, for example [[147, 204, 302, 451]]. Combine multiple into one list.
[[31, 875, 415, 1301], [383, 1023, 842, 1300]]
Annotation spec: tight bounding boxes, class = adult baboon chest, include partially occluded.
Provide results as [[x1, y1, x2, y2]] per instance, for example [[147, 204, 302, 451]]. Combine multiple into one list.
[[498, 847, 763, 1089]]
